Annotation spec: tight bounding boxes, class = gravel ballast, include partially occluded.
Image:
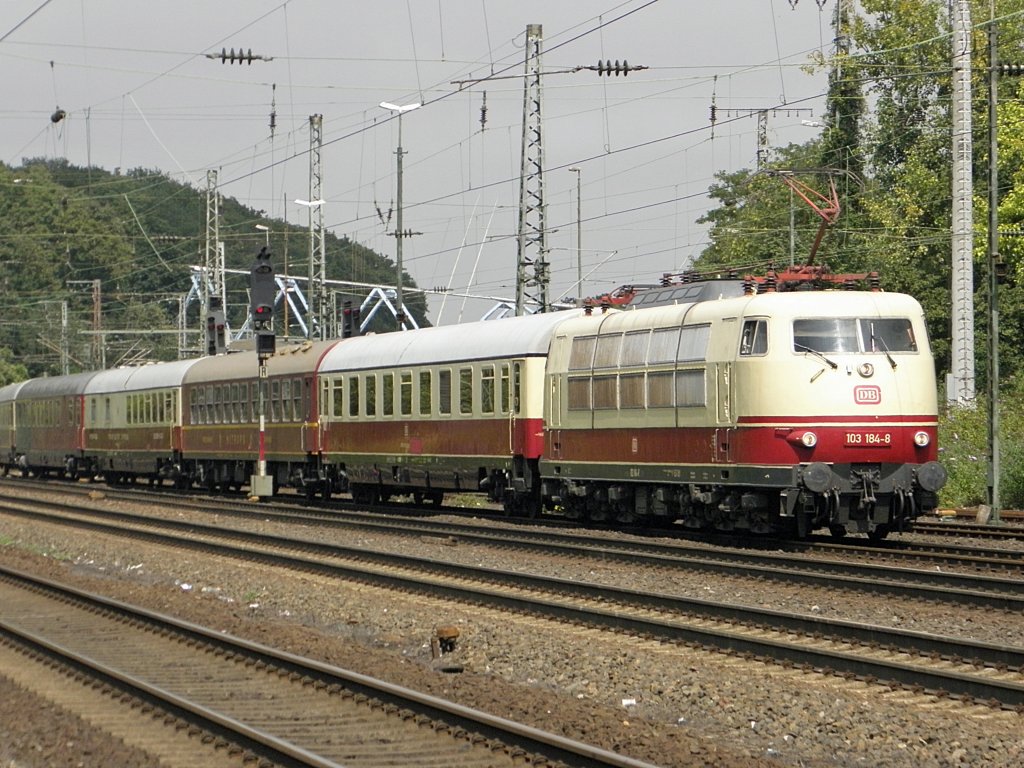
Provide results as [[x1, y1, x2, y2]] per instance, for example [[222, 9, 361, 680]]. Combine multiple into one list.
[[0, 485, 1022, 767]]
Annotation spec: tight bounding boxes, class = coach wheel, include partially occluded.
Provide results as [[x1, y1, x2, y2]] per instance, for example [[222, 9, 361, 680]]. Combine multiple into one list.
[[828, 524, 847, 540], [351, 484, 372, 505], [868, 525, 889, 542]]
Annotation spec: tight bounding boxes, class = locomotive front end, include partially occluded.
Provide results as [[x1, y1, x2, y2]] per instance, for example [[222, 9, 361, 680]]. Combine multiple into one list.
[[736, 293, 947, 539]]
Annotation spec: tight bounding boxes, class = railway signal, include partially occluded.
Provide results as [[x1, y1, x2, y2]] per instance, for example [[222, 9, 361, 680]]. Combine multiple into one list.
[[205, 296, 226, 356], [250, 246, 276, 358]]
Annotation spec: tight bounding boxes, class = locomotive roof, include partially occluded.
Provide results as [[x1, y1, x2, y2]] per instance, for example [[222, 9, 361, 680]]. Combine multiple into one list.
[[17, 370, 100, 398], [553, 290, 925, 337], [182, 339, 341, 384], [84, 359, 203, 394], [318, 310, 588, 372]]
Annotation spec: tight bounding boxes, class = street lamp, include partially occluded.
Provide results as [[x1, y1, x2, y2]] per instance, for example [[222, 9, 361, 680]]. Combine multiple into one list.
[[254, 224, 269, 247], [380, 101, 421, 329], [568, 167, 582, 305]]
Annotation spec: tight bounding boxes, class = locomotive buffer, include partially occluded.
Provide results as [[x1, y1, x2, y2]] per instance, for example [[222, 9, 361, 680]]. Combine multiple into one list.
[[250, 247, 276, 499]]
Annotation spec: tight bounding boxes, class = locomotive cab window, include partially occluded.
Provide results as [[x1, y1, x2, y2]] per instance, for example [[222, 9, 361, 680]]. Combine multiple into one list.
[[861, 318, 917, 353], [740, 319, 768, 356], [794, 317, 918, 354]]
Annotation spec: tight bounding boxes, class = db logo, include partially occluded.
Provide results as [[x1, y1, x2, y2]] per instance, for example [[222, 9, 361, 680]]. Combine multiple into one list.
[[854, 385, 882, 405]]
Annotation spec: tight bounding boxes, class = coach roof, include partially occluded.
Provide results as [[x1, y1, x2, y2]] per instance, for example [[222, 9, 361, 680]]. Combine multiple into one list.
[[317, 310, 587, 373]]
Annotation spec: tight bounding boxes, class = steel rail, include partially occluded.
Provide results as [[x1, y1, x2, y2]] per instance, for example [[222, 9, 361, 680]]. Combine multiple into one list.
[[0, 566, 661, 768], [2, 498, 1024, 709]]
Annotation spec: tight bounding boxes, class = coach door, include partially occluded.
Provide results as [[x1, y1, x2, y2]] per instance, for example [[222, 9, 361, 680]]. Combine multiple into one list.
[[301, 376, 320, 453], [509, 360, 527, 456]]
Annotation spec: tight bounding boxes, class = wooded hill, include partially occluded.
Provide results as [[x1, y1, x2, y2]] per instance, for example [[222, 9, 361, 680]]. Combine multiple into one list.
[[0, 158, 427, 379]]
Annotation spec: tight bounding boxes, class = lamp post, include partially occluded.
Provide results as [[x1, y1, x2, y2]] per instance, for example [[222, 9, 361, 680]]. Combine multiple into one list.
[[380, 101, 421, 330], [255, 224, 270, 247], [568, 167, 582, 305]]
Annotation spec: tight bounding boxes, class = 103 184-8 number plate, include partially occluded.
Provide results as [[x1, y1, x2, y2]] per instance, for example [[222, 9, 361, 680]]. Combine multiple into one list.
[[844, 431, 892, 447]]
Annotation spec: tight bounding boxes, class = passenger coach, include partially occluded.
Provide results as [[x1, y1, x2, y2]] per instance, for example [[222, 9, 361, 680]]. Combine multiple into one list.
[[181, 340, 340, 494], [83, 359, 200, 485], [317, 311, 584, 510]]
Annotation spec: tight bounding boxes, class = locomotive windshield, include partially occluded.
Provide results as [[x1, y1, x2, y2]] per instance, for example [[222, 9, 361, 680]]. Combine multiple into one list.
[[793, 317, 917, 354]]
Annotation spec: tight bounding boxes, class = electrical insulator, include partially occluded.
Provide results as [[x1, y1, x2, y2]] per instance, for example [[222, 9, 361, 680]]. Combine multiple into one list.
[[999, 64, 1024, 76]]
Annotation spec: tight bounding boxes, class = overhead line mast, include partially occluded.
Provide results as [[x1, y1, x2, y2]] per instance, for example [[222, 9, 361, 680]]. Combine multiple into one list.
[[515, 24, 549, 316]]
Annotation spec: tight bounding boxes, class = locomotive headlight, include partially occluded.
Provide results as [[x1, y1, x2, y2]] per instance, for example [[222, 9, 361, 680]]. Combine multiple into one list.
[[800, 431, 818, 448], [913, 431, 930, 447]]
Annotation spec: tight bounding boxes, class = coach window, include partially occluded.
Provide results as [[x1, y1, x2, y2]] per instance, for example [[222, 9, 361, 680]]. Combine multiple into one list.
[[678, 325, 711, 361], [348, 376, 360, 418], [499, 364, 511, 414], [567, 377, 592, 410], [594, 333, 623, 368], [569, 335, 596, 370], [365, 375, 377, 417], [400, 372, 413, 416], [332, 378, 344, 417], [740, 319, 768, 356], [459, 368, 473, 415], [296, 378, 305, 421], [281, 379, 293, 421], [418, 370, 431, 416], [675, 370, 706, 407], [513, 362, 523, 414], [648, 372, 674, 407], [382, 373, 395, 417], [648, 328, 680, 364], [592, 375, 617, 409], [480, 365, 495, 414], [620, 373, 645, 408], [270, 380, 281, 422], [438, 370, 452, 415], [621, 330, 650, 367]]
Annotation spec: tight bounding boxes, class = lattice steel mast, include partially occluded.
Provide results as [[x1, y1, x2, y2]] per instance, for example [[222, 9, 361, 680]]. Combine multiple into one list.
[[308, 114, 327, 339], [515, 24, 549, 315]]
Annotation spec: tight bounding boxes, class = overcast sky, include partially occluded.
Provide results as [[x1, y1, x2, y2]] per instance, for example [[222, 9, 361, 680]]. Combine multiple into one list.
[[1, 0, 835, 324]]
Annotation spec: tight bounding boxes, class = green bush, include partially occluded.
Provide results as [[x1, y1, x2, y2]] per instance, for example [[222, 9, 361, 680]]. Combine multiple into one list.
[[939, 377, 1024, 510]]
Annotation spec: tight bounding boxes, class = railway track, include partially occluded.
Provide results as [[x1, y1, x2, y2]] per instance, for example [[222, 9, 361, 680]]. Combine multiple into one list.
[[913, 517, 1024, 541], [2, 490, 1024, 711], [4, 481, 1021, 611], [0, 565, 657, 768]]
